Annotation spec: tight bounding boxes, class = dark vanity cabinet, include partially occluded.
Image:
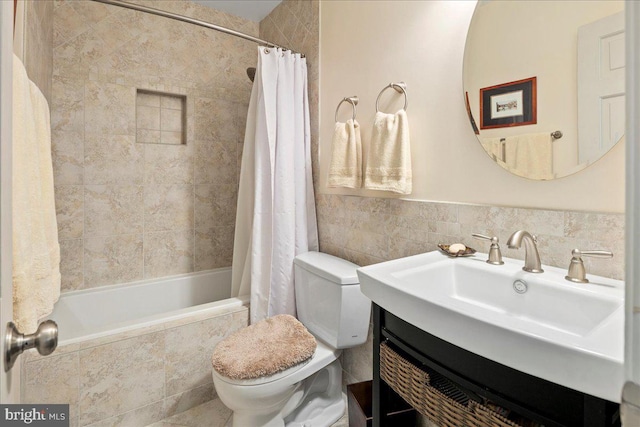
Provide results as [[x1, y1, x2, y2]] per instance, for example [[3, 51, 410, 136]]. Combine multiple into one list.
[[372, 304, 621, 427]]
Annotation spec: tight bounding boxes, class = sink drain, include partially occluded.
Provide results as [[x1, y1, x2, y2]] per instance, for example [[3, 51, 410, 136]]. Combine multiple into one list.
[[513, 279, 528, 294]]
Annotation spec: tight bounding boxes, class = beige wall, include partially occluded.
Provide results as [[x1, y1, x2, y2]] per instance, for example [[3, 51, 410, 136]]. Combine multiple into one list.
[[51, 0, 257, 292], [319, 0, 625, 213]]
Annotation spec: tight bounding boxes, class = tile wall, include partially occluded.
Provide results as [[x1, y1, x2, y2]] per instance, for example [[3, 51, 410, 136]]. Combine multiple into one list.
[[260, 0, 320, 184], [22, 0, 53, 103], [51, 0, 258, 292], [316, 195, 624, 281], [261, 0, 626, 387], [21, 306, 249, 427]]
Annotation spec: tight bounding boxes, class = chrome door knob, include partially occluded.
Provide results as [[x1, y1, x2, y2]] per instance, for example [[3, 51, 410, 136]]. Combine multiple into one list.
[[4, 320, 58, 372]]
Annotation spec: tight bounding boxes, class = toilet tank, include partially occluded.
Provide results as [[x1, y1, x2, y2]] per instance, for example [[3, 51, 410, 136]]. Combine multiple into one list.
[[293, 251, 371, 349]]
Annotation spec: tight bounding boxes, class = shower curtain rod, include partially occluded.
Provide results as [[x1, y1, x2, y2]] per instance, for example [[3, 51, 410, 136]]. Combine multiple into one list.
[[90, 0, 305, 56]]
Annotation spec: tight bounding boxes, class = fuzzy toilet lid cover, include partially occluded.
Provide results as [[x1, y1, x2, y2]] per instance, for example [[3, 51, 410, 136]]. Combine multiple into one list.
[[211, 314, 317, 380]]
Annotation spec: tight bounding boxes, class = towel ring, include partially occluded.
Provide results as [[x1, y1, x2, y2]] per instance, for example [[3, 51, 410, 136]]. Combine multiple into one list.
[[376, 82, 408, 113], [335, 96, 359, 122]]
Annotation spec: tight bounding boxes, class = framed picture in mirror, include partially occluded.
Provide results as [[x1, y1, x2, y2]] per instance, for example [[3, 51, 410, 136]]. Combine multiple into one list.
[[480, 77, 536, 129]]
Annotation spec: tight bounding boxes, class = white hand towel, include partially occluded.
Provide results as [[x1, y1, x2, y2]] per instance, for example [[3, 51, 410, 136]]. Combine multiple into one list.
[[12, 54, 61, 334], [364, 110, 412, 194], [504, 132, 553, 180], [480, 137, 504, 161], [328, 119, 362, 188]]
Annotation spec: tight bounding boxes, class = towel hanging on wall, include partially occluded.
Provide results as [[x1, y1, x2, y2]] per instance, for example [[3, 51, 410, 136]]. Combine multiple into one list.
[[364, 110, 412, 194], [329, 96, 361, 188], [328, 119, 362, 188]]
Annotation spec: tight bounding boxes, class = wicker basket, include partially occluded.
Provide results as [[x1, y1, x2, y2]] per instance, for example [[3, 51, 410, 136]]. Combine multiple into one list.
[[379, 342, 524, 427]]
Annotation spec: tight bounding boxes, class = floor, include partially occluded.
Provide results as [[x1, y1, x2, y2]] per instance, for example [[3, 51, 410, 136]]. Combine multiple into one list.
[[146, 397, 350, 427]]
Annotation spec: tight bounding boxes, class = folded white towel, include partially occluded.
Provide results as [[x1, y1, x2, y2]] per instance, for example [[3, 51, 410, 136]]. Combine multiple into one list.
[[12, 54, 61, 334], [504, 132, 553, 180], [328, 119, 362, 188], [364, 110, 412, 194]]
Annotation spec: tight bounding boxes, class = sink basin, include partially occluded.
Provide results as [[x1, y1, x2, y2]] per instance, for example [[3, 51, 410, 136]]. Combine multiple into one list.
[[357, 251, 624, 402], [394, 257, 621, 337]]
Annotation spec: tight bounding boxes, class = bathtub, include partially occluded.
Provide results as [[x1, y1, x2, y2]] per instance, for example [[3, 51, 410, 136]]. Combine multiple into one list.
[[23, 268, 250, 426], [49, 267, 247, 343]]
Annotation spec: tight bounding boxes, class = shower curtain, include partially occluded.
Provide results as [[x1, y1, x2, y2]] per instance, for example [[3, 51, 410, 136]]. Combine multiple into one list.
[[232, 47, 319, 323]]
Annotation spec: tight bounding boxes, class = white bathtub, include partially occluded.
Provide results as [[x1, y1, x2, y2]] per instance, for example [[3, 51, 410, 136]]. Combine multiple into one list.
[[48, 268, 247, 344]]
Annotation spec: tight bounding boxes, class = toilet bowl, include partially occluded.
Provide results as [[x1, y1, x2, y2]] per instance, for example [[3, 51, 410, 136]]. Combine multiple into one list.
[[211, 252, 371, 427], [213, 340, 344, 427]]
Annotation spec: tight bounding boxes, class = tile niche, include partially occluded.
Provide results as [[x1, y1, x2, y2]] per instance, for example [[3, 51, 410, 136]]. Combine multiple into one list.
[[136, 90, 187, 145]]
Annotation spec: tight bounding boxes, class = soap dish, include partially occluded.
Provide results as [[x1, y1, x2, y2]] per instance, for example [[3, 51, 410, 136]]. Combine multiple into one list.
[[438, 244, 476, 258]]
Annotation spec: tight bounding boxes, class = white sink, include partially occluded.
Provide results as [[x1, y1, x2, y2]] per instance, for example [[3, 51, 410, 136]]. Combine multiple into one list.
[[357, 251, 624, 402]]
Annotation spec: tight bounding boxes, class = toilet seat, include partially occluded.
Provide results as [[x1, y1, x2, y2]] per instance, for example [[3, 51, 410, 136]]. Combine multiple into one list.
[[212, 339, 340, 388], [211, 314, 317, 382], [213, 357, 310, 386]]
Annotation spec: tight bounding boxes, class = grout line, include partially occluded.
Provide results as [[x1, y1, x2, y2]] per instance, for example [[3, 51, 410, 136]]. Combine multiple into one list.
[[81, 75, 86, 292]]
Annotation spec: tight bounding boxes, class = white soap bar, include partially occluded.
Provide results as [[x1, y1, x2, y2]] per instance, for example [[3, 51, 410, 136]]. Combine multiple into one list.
[[448, 243, 466, 254]]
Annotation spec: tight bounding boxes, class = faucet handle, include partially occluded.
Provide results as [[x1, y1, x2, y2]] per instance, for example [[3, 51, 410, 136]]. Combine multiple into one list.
[[578, 250, 614, 258], [565, 249, 613, 283], [472, 234, 504, 265]]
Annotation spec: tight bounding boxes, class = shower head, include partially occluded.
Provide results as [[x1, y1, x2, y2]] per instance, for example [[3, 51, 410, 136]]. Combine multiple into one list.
[[247, 67, 256, 82]]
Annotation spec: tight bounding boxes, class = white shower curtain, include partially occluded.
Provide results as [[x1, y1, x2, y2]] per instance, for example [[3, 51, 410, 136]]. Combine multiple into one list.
[[232, 47, 319, 323]]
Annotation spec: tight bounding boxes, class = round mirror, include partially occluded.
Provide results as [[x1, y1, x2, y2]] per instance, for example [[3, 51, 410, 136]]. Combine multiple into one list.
[[463, 1, 625, 180]]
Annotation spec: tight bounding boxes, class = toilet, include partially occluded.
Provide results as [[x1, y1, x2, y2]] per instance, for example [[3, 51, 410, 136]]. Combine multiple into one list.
[[211, 251, 372, 427]]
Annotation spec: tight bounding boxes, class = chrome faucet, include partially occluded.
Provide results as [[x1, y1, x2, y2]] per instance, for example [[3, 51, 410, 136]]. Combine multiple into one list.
[[506, 230, 544, 273]]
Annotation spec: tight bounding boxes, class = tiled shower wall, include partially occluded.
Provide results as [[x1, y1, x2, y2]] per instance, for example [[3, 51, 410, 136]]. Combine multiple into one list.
[[51, 0, 258, 292], [20, 0, 53, 103], [260, 0, 321, 184], [262, 0, 626, 386]]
